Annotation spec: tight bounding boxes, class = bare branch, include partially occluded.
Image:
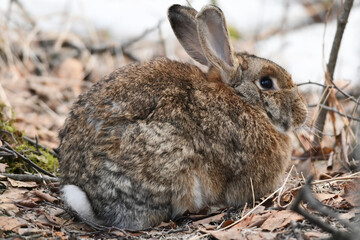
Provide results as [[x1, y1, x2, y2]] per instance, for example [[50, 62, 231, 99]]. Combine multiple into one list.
[[298, 80, 359, 105], [308, 104, 360, 122], [313, 0, 354, 146]]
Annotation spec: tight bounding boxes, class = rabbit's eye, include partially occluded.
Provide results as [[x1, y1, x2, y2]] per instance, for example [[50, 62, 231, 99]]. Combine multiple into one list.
[[260, 76, 273, 89]]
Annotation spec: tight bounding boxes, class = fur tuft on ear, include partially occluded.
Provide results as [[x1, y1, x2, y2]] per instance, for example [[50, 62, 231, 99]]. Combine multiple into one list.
[[196, 5, 239, 83], [168, 5, 209, 66]]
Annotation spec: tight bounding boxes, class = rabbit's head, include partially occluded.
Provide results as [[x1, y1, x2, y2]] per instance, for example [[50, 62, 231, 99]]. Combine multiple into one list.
[[168, 5, 307, 133]]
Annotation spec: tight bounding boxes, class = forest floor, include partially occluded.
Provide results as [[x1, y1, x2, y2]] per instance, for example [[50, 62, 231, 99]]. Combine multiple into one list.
[[0, 1, 360, 239]]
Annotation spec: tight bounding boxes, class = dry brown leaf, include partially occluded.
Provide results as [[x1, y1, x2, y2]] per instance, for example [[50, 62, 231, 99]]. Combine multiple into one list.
[[207, 227, 275, 240], [242, 205, 266, 216], [206, 227, 245, 240], [42, 211, 67, 226], [341, 180, 360, 207], [0, 216, 27, 232], [260, 210, 304, 231], [47, 206, 65, 216], [0, 187, 28, 215], [220, 219, 234, 228], [109, 229, 126, 237], [247, 212, 273, 228], [192, 213, 225, 227], [8, 178, 37, 188], [315, 193, 335, 202], [35, 214, 56, 227], [17, 199, 39, 208], [244, 231, 276, 240], [339, 210, 356, 220], [0, 163, 8, 172], [229, 211, 273, 230]]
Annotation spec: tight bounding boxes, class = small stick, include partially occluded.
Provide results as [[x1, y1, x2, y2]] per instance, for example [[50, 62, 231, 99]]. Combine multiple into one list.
[[33, 189, 58, 203], [308, 104, 360, 122], [0, 173, 58, 182]]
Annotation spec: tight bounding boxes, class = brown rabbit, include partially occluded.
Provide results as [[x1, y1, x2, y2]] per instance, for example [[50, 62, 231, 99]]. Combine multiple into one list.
[[59, 4, 307, 230]]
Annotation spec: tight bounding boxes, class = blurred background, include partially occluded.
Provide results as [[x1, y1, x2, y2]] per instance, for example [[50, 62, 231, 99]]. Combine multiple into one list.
[[0, 0, 359, 148]]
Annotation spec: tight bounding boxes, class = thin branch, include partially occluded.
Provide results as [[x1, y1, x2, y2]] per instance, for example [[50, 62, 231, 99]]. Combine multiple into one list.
[[308, 104, 360, 121], [314, 0, 354, 145], [298, 81, 360, 105], [297, 81, 329, 88]]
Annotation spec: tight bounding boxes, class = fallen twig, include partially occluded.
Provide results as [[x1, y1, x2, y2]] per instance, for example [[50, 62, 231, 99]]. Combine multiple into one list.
[[0, 173, 58, 182], [33, 189, 58, 203]]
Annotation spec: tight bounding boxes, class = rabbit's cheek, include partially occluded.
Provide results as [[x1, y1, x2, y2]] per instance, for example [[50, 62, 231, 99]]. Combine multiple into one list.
[[261, 93, 293, 133], [291, 95, 308, 128]]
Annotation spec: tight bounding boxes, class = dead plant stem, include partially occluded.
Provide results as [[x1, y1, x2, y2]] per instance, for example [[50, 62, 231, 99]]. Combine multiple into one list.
[[314, 0, 354, 146]]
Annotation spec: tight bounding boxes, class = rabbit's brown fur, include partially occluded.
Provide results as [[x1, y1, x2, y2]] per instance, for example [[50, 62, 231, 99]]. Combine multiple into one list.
[[59, 4, 307, 230]]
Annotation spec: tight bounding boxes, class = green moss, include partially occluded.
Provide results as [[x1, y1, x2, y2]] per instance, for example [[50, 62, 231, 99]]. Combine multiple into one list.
[[0, 112, 59, 175], [2, 121, 15, 133]]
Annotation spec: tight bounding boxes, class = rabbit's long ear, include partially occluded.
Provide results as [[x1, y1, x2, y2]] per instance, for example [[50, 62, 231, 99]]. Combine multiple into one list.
[[196, 5, 239, 83], [168, 5, 210, 66]]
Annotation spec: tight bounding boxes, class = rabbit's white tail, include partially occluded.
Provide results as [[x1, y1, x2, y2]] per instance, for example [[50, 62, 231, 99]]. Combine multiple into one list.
[[62, 185, 98, 222]]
